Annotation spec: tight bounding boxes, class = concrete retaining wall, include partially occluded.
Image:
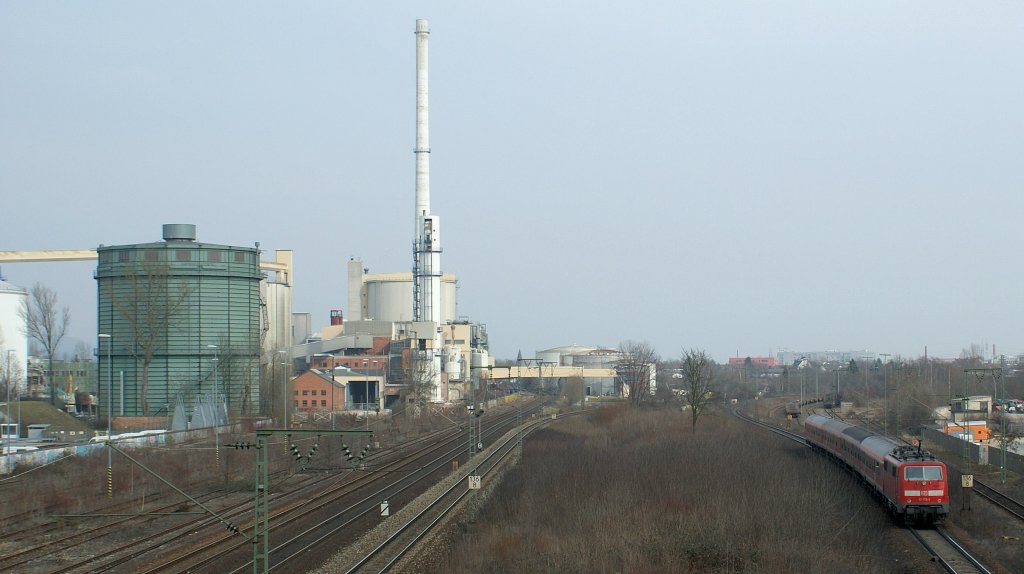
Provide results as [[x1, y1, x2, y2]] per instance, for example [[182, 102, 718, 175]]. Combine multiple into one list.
[[0, 423, 243, 474], [921, 426, 1024, 475]]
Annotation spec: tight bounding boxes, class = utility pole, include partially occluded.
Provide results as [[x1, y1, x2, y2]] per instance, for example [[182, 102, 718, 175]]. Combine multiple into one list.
[[98, 334, 113, 496]]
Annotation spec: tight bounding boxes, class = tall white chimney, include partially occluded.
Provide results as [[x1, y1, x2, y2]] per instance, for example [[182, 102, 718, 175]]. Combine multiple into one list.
[[413, 19, 445, 401]]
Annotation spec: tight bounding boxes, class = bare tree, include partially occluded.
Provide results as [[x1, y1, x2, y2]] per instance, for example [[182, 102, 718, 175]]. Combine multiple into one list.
[[114, 261, 192, 416], [616, 341, 659, 407], [70, 340, 92, 361], [561, 375, 586, 407], [996, 415, 1023, 452], [681, 348, 716, 431], [1, 350, 25, 400], [19, 283, 70, 407], [400, 347, 437, 418]]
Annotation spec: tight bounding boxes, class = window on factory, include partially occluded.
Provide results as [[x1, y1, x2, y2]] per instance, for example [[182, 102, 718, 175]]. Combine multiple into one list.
[[302, 390, 308, 396], [208, 250, 221, 262], [302, 400, 307, 407], [234, 251, 246, 263], [145, 250, 159, 262], [176, 250, 191, 261], [118, 251, 130, 262], [321, 400, 327, 407], [294, 400, 299, 407], [321, 390, 326, 396]]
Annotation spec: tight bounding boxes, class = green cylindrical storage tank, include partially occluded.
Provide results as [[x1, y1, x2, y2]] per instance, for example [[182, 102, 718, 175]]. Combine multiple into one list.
[[96, 224, 262, 421]]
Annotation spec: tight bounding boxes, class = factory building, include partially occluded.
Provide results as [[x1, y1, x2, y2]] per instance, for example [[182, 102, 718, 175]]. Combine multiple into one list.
[[289, 367, 384, 416], [95, 224, 262, 422], [334, 23, 495, 407], [532, 346, 647, 397], [347, 259, 457, 324], [295, 313, 492, 407], [262, 250, 294, 353]]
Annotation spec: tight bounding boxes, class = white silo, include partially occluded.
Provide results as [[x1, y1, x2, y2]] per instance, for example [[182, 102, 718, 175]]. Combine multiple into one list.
[[444, 345, 462, 381], [0, 277, 28, 397], [363, 272, 457, 323]]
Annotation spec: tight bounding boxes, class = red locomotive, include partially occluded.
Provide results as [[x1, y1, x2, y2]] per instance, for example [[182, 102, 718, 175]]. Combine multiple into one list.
[[804, 414, 949, 523]]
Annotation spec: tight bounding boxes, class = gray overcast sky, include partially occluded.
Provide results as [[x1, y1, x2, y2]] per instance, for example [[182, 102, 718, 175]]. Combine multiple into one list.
[[2, 2, 1022, 363]]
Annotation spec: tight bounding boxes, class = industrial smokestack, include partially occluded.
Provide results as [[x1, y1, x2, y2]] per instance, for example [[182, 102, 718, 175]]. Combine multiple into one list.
[[412, 19, 445, 402], [415, 19, 430, 223]]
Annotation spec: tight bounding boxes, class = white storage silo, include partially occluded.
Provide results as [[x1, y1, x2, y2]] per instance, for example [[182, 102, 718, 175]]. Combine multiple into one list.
[[362, 272, 457, 323], [0, 277, 28, 396]]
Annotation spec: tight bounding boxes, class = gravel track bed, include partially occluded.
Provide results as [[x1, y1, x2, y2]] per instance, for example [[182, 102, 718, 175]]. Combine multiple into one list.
[[311, 428, 521, 574]]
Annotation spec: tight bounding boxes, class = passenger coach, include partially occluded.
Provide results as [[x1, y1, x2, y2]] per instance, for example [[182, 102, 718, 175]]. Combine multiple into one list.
[[804, 414, 949, 523]]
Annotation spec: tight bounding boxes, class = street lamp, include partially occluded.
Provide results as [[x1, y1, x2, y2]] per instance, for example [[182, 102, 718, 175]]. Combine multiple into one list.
[[272, 350, 287, 426], [206, 345, 220, 412], [280, 360, 290, 429], [314, 353, 337, 430], [207, 344, 220, 461], [98, 334, 112, 497], [5, 350, 14, 465]]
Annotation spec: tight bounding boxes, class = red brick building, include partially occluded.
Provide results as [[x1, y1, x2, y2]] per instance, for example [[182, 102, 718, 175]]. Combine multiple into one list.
[[290, 368, 384, 413], [727, 357, 777, 367]]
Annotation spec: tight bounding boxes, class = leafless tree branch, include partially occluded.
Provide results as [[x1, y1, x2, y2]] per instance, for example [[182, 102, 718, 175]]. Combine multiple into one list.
[[18, 283, 70, 406]]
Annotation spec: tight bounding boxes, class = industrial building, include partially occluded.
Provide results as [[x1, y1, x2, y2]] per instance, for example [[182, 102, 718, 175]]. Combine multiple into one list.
[[95, 224, 263, 421], [295, 316, 491, 407], [289, 368, 384, 418], [298, 20, 494, 408], [1, 21, 494, 426], [347, 260, 457, 324]]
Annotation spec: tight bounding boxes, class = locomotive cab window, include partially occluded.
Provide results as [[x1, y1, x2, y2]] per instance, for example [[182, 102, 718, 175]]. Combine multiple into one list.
[[904, 466, 943, 481]]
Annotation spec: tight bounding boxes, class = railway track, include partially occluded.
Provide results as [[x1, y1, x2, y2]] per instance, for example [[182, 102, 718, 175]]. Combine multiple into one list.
[[732, 406, 807, 446], [972, 479, 1024, 521], [340, 410, 583, 574], [122, 401, 543, 573], [4, 405, 539, 574], [734, 404, 1001, 574], [910, 526, 992, 574]]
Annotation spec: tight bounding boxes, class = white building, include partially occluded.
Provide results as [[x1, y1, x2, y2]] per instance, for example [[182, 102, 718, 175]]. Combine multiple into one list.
[[0, 277, 28, 396]]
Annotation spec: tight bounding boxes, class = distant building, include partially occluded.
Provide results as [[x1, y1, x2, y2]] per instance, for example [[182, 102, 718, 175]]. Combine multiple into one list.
[[951, 395, 992, 419], [533, 346, 630, 396], [945, 420, 992, 442], [776, 350, 877, 366], [727, 357, 777, 368], [26, 357, 97, 414]]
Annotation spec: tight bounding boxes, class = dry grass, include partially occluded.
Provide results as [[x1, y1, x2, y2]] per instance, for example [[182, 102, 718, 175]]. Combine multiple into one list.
[[435, 406, 934, 573]]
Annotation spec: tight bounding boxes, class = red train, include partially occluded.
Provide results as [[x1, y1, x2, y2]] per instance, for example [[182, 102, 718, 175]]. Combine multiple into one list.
[[804, 414, 949, 523]]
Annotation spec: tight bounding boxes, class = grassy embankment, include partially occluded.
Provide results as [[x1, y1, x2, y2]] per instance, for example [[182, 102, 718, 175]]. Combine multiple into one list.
[[437, 405, 934, 573]]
